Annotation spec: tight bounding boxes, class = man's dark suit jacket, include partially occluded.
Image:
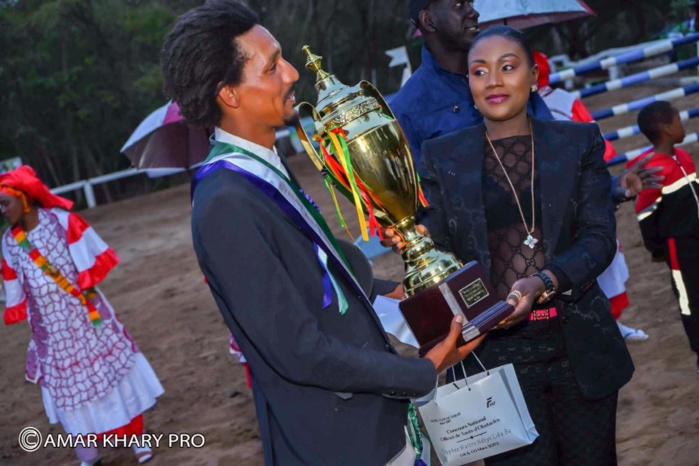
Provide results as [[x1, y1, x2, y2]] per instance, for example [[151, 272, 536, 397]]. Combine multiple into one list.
[[418, 118, 634, 400], [191, 168, 437, 465]]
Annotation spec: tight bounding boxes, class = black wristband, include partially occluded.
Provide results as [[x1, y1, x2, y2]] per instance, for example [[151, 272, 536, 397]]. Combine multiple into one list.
[[532, 272, 554, 292]]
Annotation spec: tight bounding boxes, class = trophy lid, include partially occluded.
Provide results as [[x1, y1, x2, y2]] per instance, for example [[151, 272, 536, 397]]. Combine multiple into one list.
[[302, 46, 365, 121]]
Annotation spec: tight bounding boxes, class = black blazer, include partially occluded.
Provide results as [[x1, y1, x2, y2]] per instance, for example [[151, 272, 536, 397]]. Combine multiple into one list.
[[418, 118, 634, 400], [192, 168, 436, 465]]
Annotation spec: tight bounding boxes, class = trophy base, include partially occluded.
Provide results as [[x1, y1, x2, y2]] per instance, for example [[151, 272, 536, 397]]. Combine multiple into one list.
[[398, 261, 514, 357]]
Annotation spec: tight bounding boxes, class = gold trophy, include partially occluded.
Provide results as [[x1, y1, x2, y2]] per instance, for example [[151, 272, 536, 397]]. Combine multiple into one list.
[[295, 46, 512, 354]]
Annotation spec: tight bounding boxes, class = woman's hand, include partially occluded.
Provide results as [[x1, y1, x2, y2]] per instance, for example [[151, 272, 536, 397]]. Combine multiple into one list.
[[498, 277, 547, 328], [380, 224, 430, 254]]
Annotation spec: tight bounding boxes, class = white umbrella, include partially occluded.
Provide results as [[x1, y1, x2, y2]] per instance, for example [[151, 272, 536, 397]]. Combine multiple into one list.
[[120, 101, 211, 169], [475, 0, 595, 30]]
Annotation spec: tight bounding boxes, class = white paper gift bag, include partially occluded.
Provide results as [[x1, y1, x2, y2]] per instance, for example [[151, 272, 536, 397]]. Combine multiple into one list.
[[418, 360, 538, 465]]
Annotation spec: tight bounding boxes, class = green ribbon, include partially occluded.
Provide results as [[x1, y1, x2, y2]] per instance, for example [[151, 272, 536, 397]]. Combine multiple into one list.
[[407, 402, 424, 462]]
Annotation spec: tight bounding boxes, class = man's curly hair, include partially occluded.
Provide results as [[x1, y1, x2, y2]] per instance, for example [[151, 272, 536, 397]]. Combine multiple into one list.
[[161, 0, 259, 127]]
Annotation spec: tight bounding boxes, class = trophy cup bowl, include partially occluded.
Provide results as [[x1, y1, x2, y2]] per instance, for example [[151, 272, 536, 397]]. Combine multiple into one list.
[[294, 46, 512, 354]]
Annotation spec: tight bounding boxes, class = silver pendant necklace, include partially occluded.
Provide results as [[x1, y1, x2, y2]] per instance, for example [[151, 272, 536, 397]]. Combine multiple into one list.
[[486, 120, 538, 249]]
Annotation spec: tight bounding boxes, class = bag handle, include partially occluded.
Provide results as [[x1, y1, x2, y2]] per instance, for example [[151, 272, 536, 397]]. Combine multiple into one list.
[[448, 353, 489, 391]]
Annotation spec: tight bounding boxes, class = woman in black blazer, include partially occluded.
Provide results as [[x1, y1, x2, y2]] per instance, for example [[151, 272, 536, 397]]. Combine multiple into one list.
[[415, 26, 634, 465]]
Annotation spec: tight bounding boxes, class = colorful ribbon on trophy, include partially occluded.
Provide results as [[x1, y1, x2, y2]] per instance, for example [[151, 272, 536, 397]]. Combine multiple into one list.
[[314, 128, 388, 242], [417, 179, 429, 208], [321, 171, 352, 238], [318, 141, 354, 239], [314, 125, 429, 241], [328, 129, 369, 241]]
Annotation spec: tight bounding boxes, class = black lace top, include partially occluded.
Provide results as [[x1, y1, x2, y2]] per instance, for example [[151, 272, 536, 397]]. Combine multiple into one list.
[[482, 135, 545, 301]]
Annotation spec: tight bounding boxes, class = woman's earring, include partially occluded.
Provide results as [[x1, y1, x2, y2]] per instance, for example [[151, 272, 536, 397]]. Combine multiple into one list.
[[474, 104, 478, 110], [531, 84, 538, 92]]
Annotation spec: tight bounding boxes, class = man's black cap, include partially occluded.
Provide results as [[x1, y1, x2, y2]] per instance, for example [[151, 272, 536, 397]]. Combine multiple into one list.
[[408, 0, 433, 27]]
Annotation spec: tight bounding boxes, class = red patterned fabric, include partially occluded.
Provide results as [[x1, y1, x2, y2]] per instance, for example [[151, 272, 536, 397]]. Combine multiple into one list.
[[2, 257, 17, 280], [66, 211, 91, 244], [77, 248, 119, 290], [243, 364, 252, 389], [54, 209, 119, 288], [2, 257, 27, 324], [533, 51, 550, 88], [609, 292, 629, 320], [95, 414, 144, 439], [2, 209, 137, 409], [534, 52, 616, 162], [3, 301, 27, 325]]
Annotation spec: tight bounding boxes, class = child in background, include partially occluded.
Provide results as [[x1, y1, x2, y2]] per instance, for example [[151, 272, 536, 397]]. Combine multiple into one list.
[[633, 101, 699, 373]]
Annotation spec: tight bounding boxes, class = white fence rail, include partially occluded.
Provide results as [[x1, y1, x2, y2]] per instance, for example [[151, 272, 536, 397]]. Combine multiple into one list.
[[50, 167, 189, 209]]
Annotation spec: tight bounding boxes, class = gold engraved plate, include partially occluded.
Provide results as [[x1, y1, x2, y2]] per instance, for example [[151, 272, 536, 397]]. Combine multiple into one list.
[[459, 279, 489, 309]]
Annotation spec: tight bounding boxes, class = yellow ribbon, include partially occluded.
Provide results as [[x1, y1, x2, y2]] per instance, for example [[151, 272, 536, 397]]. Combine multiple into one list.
[[328, 132, 369, 241]]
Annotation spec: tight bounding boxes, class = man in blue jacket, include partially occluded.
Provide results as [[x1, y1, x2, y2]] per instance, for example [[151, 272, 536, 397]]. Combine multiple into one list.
[[391, 0, 554, 166]]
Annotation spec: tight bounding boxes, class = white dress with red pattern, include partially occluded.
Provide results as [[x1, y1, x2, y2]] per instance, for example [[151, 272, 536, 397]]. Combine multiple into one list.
[[1, 208, 163, 435]]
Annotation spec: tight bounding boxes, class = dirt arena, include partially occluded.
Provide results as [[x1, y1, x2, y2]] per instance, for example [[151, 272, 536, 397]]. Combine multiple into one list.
[[1, 82, 698, 465]]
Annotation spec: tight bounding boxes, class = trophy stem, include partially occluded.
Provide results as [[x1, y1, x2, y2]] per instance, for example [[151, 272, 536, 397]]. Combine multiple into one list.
[[393, 217, 462, 297]]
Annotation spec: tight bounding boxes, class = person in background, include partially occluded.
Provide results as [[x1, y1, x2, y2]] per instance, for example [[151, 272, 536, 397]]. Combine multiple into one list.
[[533, 51, 617, 161], [390, 0, 555, 167], [633, 101, 699, 375], [387, 0, 662, 219], [671, 2, 699, 36], [534, 50, 650, 342], [0, 166, 164, 466]]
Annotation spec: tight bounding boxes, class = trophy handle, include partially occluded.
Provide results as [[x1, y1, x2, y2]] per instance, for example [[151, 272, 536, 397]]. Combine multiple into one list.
[[359, 81, 397, 120], [358, 80, 416, 179], [293, 102, 325, 172]]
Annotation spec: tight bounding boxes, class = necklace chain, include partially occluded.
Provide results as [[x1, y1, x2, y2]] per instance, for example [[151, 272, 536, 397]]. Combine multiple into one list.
[[485, 120, 537, 248]]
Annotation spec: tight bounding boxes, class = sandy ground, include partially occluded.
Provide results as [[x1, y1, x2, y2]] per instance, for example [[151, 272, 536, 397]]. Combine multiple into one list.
[[1, 82, 699, 465]]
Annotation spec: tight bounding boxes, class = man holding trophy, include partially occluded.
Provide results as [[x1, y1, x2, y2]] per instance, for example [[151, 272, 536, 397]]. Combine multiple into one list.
[[162, 1, 483, 465]]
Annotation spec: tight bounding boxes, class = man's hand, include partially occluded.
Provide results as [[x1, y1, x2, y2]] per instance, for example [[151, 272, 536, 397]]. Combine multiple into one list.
[[380, 225, 430, 254], [424, 315, 486, 372], [382, 283, 405, 300], [618, 153, 664, 198]]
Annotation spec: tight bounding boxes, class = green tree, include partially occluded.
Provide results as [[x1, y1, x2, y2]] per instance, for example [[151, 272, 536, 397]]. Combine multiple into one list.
[[0, 0, 688, 200], [0, 0, 179, 194]]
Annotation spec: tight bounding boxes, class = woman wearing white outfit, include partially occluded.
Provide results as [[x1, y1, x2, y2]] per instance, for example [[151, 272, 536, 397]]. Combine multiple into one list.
[[0, 166, 163, 465]]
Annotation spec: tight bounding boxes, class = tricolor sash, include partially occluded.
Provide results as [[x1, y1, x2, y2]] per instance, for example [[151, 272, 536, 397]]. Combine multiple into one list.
[[192, 142, 372, 313]]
